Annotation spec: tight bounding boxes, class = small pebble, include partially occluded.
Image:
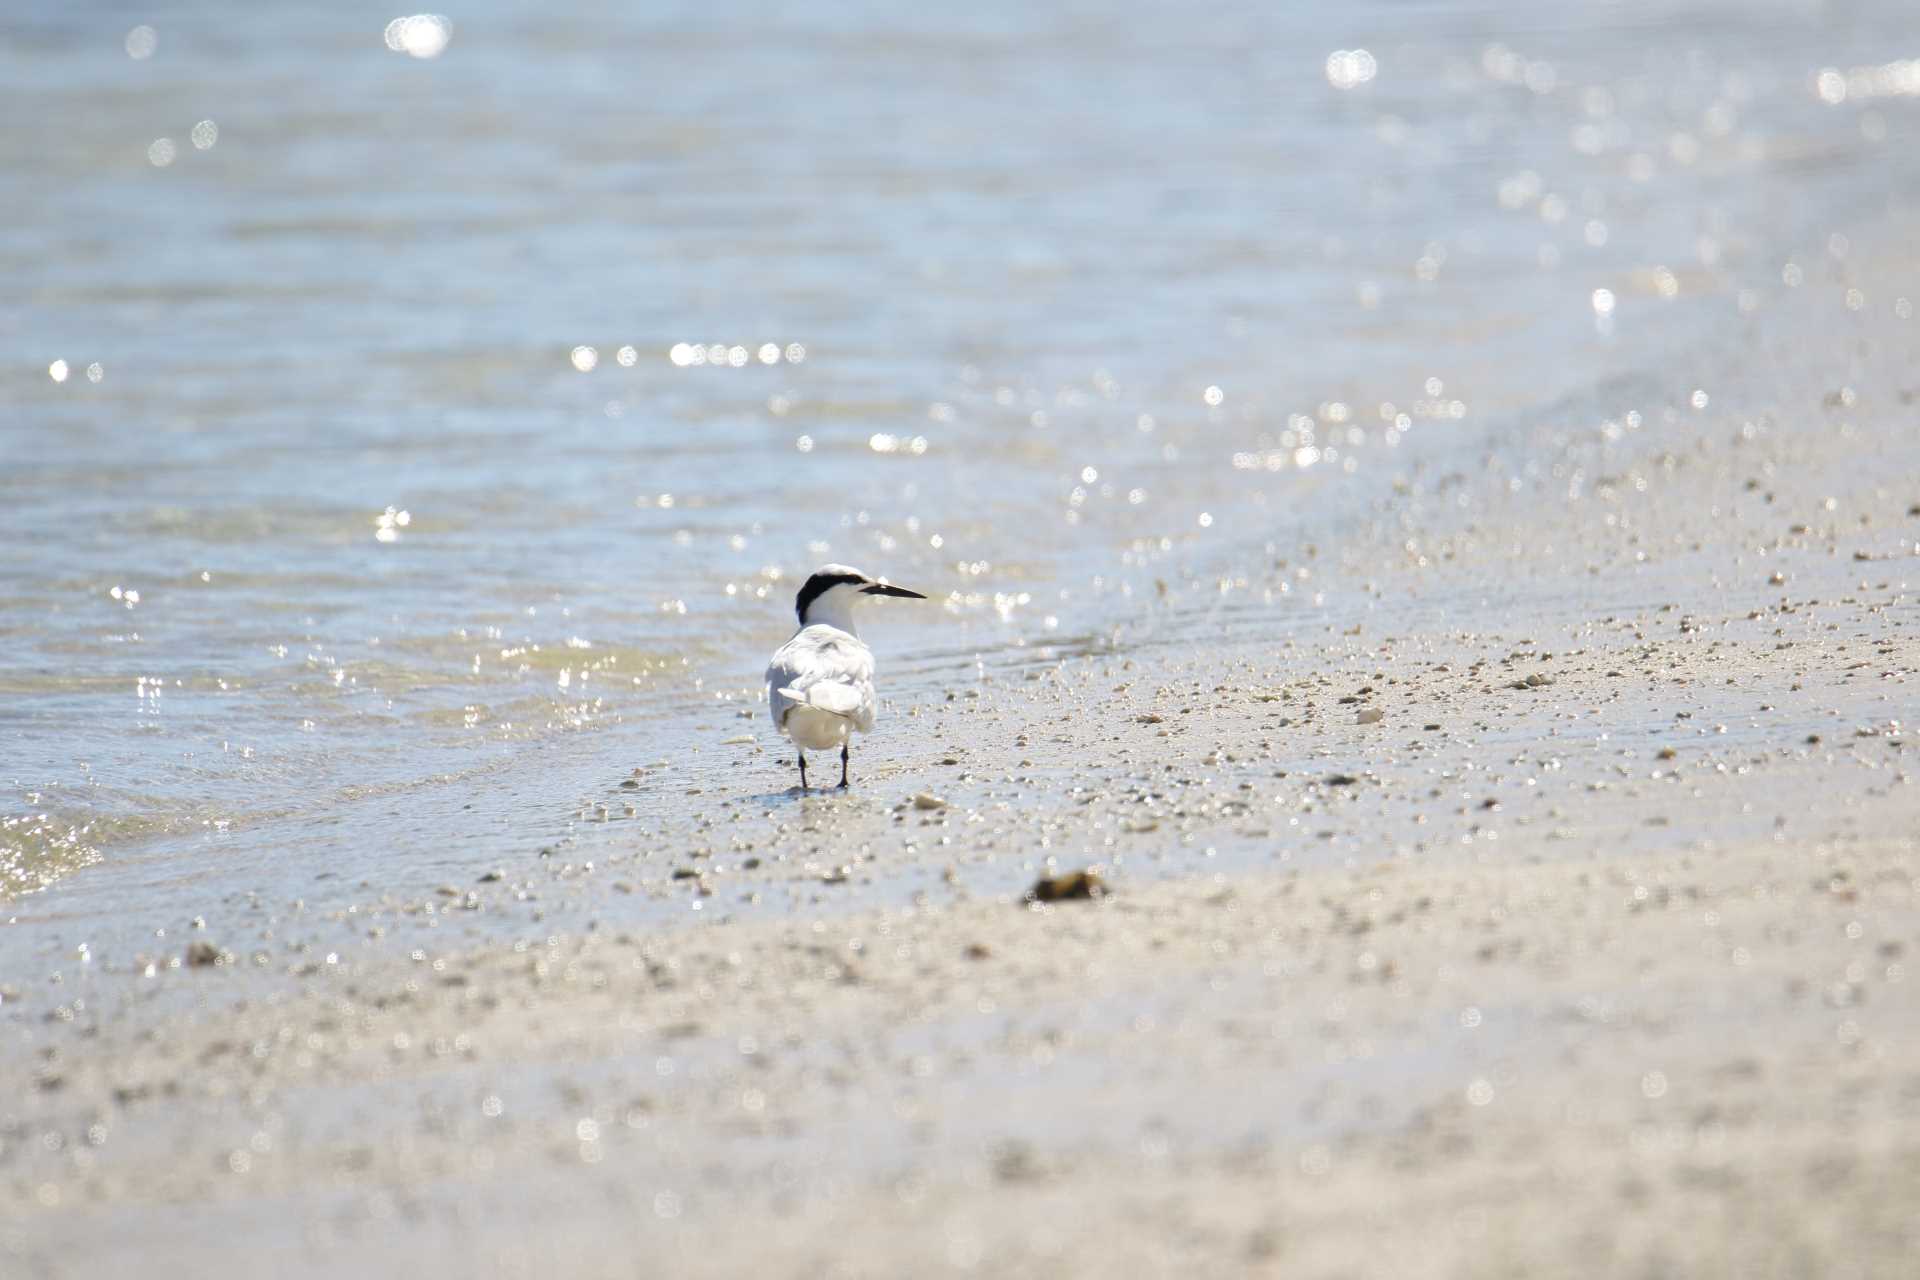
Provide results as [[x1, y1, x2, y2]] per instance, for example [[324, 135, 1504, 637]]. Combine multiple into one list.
[[1025, 870, 1108, 904]]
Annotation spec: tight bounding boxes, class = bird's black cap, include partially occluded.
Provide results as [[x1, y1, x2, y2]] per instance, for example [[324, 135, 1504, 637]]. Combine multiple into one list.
[[794, 569, 868, 623]]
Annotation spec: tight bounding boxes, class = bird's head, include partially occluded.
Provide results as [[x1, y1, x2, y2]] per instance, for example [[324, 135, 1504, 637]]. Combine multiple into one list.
[[794, 564, 927, 628]]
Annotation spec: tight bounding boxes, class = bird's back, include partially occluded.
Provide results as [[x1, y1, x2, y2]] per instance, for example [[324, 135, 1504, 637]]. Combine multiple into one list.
[[766, 624, 877, 734]]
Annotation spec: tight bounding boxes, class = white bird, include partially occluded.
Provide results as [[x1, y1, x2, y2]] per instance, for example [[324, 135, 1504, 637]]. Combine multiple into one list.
[[765, 564, 927, 791]]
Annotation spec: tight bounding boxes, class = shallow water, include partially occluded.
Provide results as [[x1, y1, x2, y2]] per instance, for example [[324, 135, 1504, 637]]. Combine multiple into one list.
[[4, 2, 1916, 927]]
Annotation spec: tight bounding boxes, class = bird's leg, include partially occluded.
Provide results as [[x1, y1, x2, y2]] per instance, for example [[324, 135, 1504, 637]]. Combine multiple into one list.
[[837, 744, 851, 789], [797, 752, 808, 792]]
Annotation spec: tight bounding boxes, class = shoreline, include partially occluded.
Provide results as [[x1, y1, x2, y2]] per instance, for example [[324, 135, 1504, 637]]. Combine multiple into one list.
[[7, 451, 1917, 1274], [8, 208, 1920, 1280]]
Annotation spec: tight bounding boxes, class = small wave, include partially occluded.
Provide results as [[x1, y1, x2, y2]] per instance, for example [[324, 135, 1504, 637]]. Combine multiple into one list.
[[1, 809, 108, 898]]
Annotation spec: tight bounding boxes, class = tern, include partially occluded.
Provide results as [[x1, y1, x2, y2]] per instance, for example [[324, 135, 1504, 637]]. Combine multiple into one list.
[[766, 564, 927, 791]]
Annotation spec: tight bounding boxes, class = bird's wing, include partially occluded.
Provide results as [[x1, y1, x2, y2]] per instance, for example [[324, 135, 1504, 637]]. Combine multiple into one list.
[[766, 628, 876, 732], [766, 651, 799, 729], [776, 682, 865, 716]]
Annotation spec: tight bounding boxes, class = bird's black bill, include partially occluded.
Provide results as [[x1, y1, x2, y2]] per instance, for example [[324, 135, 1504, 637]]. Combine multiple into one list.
[[863, 583, 927, 599]]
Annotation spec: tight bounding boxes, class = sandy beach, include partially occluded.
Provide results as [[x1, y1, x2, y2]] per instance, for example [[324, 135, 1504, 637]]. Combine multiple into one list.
[[10, 4, 1920, 1276], [8, 207, 1919, 1276]]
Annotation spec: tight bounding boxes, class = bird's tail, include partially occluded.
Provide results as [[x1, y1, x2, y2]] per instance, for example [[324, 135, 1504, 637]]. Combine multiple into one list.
[[778, 683, 863, 717]]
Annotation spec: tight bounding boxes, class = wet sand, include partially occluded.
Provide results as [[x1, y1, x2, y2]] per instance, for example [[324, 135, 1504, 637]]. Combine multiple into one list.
[[10, 209, 1920, 1278]]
